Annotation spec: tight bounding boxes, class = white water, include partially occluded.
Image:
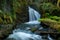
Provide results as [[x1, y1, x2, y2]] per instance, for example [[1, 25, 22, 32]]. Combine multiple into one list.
[[28, 7, 40, 21], [25, 7, 40, 24], [8, 32, 42, 40], [7, 7, 53, 40]]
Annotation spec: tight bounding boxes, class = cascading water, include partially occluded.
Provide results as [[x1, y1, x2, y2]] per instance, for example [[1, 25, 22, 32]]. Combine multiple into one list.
[[6, 7, 53, 40], [28, 7, 40, 21], [25, 7, 40, 24], [8, 32, 42, 40]]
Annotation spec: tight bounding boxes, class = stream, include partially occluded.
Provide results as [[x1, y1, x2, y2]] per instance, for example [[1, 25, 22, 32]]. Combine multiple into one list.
[[5, 7, 54, 40]]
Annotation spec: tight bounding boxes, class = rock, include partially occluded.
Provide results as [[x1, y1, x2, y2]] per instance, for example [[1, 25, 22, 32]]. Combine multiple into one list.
[[15, 0, 29, 23], [0, 24, 15, 40]]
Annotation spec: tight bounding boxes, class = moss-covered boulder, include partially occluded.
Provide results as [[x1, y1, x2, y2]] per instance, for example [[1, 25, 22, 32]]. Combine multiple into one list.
[[39, 18, 60, 32]]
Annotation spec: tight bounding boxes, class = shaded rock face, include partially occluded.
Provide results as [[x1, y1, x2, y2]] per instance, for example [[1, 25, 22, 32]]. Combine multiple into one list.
[[16, 6, 29, 23], [15, 0, 29, 23]]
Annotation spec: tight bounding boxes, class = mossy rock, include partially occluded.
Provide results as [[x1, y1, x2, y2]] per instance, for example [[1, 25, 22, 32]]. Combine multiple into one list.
[[39, 18, 60, 32], [31, 27, 37, 32]]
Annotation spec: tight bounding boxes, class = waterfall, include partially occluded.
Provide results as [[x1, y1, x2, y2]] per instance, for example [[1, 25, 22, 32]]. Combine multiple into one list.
[[25, 7, 40, 24], [6, 7, 53, 40], [6, 7, 42, 40], [28, 7, 40, 21]]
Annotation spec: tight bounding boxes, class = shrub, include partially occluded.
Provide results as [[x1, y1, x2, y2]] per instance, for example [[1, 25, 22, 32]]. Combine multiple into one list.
[[50, 16, 60, 21], [39, 3, 60, 16]]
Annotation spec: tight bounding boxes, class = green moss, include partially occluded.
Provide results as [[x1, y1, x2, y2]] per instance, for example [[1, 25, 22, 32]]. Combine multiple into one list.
[[58, 28, 60, 32], [39, 18, 57, 23], [39, 17, 60, 32], [9, 16, 13, 24], [50, 16, 60, 21], [31, 28, 37, 32], [0, 17, 3, 24]]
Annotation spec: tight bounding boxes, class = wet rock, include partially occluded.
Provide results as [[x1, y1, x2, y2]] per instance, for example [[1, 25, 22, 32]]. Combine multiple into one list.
[[50, 33, 60, 40]]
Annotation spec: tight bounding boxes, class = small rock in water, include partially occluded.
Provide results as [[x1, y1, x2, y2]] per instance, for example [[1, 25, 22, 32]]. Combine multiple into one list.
[[39, 27, 43, 30], [26, 27, 31, 30]]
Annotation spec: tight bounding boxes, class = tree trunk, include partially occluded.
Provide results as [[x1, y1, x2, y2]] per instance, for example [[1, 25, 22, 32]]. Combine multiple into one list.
[[57, 0, 60, 7]]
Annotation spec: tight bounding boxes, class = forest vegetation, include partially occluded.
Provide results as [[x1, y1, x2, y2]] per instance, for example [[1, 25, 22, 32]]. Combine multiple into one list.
[[0, 0, 60, 40]]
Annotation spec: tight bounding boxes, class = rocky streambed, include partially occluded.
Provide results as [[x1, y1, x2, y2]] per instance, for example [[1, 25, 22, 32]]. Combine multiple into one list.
[[40, 22, 60, 40], [0, 22, 59, 40], [3, 23, 60, 40]]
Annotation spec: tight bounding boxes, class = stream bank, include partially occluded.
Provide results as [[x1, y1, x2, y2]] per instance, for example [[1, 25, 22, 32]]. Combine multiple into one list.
[[0, 24, 16, 40], [40, 22, 60, 40]]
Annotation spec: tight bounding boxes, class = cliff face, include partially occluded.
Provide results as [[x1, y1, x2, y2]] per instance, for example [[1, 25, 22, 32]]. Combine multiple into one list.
[[13, 0, 29, 23]]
